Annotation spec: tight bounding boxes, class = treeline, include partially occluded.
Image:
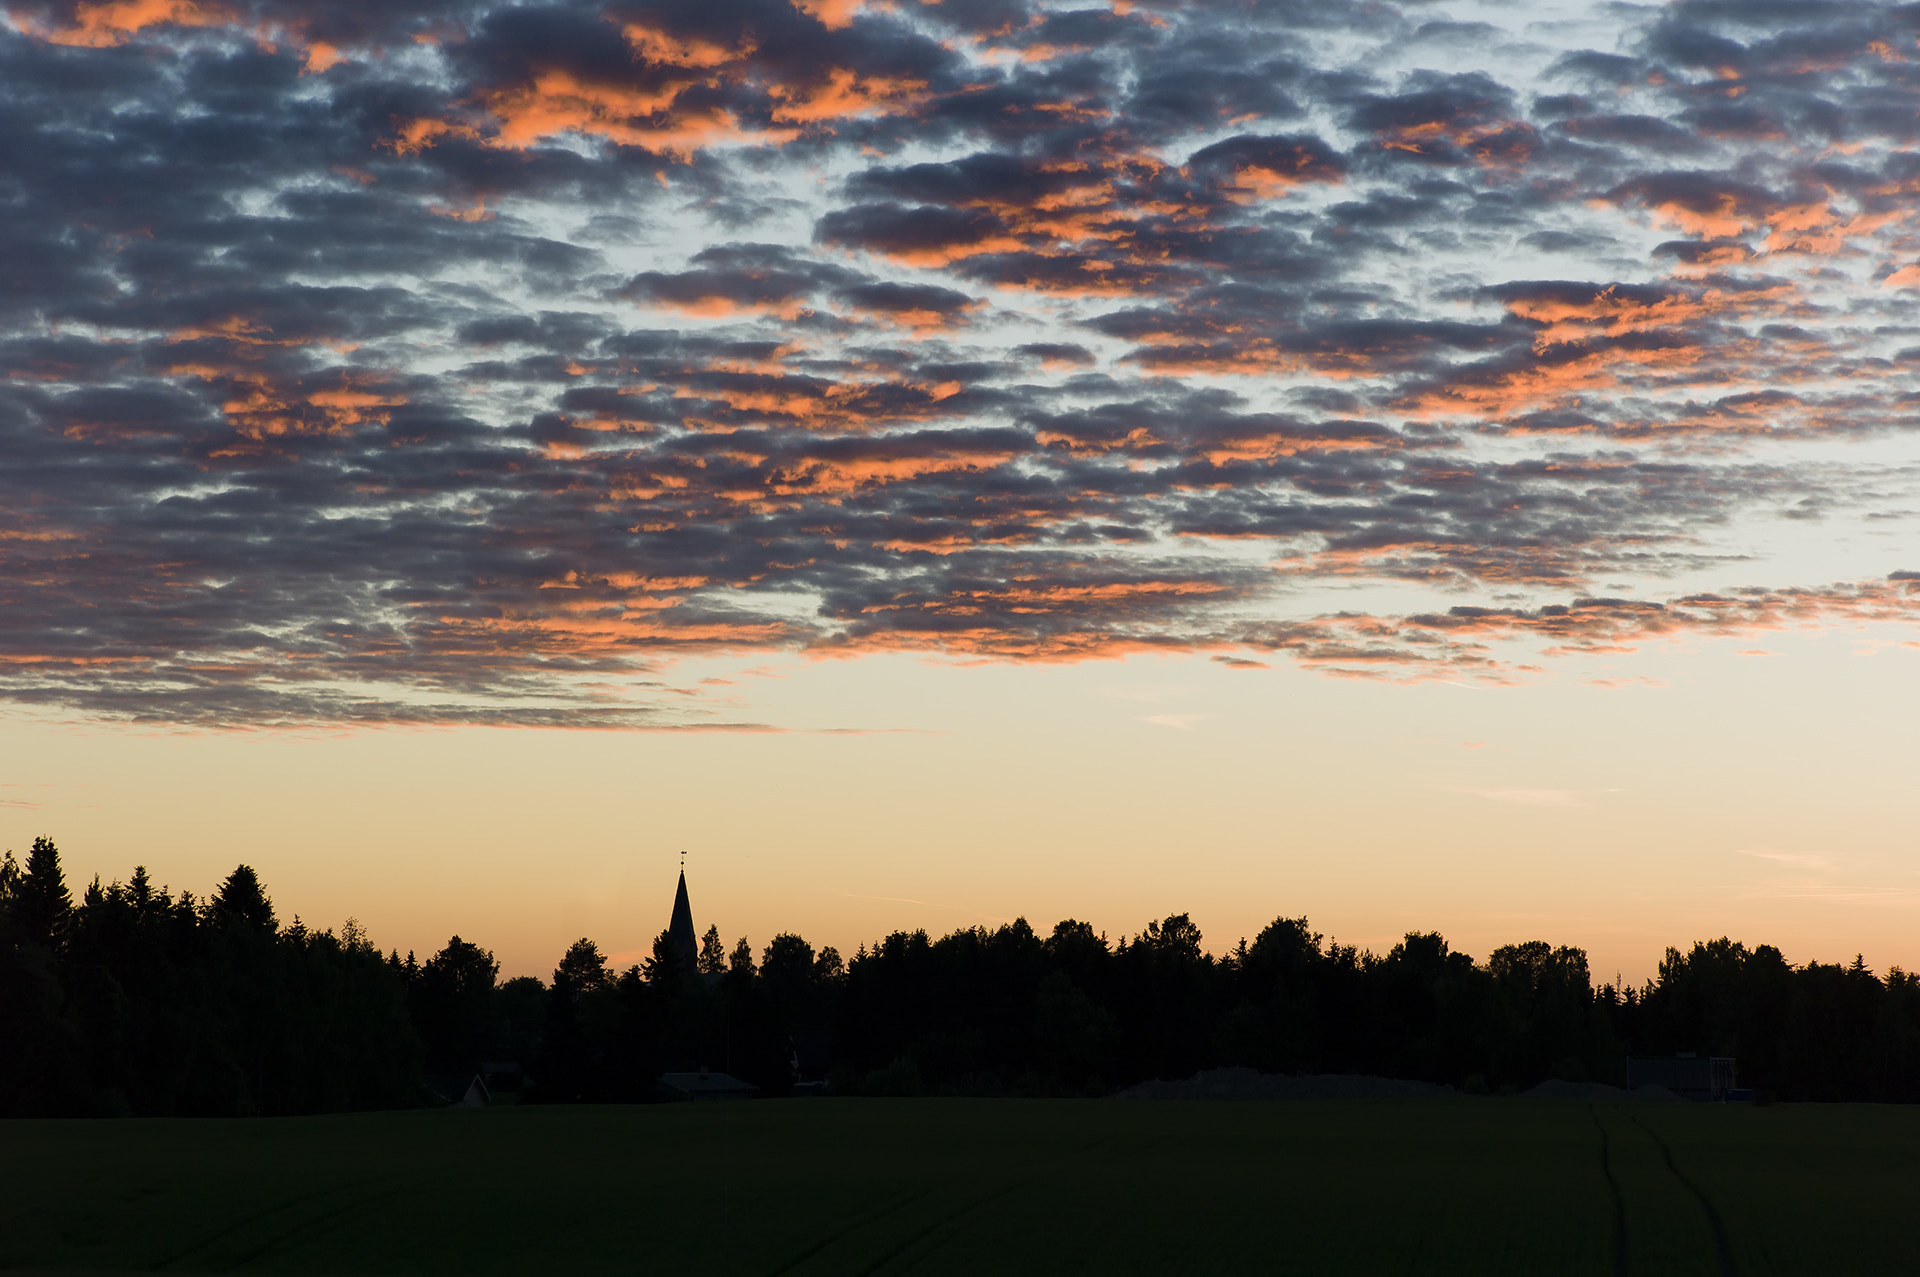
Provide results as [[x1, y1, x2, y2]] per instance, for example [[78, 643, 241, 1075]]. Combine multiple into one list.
[[3, 838, 1918, 1116], [834, 918, 1920, 1101], [1, 840, 416, 1116]]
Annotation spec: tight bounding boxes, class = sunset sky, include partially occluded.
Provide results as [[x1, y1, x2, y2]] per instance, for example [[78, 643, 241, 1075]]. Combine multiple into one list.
[[2, 0, 1917, 983]]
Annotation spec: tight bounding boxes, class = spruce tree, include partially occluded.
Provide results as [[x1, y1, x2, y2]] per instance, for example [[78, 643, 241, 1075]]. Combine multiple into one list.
[[210, 864, 276, 932], [698, 924, 726, 975], [16, 836, 71, 948]]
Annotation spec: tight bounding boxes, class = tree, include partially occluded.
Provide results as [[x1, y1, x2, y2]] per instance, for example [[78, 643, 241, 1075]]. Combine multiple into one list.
[[1489, 941, 1590, 998], [127, 865, 155, 911], [762, 933, 814, 994], [424, 936, 499, 999], [553, 938, 611, 998], [728, 936, 756, 979], [0, 840, 78, 1115], [414, 936, 500, 1069], [1248, 916, 1321, 976], [1035, 971, 1117, 1092], [1118, 913, 1216, 1082], [495, 975, 548, 1066], [1044, 919, 1110, 991], [1139, 913, 1204, 960], [644, 927, 692, 986], [15, 836, 73, 949], [541, 939, 621, 1103], [1488, 941, 1602, 1085], [698, 924, 726, 976], [210, 864, 276, 932]]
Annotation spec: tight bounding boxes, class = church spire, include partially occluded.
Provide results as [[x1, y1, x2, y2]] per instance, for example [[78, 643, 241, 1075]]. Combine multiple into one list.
[[667, 864, 697, 973]]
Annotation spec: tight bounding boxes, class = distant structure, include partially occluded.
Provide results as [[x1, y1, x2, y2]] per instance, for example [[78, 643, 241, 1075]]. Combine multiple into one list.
[[1627, 1054, 1738, 1102], [424, 1072, 491, 1108], [658, 1069, 756, 1101], [667, 860, 698, 973]]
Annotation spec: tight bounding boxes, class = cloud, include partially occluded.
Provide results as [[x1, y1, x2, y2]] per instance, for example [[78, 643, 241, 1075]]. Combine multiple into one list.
[[1437, 786, 1589, 808], [1735, 849, 1836, 871], [1, 1, 1919, 724], [1139, 714, 1205, 730], [1236, 577, 1920, 682], [1735, 885, 1914, 903]]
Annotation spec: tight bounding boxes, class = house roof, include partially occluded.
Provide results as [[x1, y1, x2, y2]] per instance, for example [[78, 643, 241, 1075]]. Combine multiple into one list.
[[424, 1073, 490, 1106], [659, 1071, 756, 1097]]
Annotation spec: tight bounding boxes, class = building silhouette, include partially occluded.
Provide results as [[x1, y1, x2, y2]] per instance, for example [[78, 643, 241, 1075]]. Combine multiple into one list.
[[667, 868, 698, 973], [1626, 1054, 1739, 1102]]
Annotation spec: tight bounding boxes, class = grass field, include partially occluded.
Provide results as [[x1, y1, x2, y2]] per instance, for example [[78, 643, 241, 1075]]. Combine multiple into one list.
[[2, 1099, 1915, 1275]]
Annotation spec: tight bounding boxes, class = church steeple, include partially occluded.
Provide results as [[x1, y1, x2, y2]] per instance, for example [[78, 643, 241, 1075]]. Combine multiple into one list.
[[668, 867, 697, 973]]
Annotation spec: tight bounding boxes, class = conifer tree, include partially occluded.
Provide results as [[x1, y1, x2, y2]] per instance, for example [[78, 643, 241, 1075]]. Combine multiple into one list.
[[210, 864, 276, 932], [128, 865, 153, 910], [16, 836, 72, 949], [698, 924, 726, 975], [728, 936, 756, 979]]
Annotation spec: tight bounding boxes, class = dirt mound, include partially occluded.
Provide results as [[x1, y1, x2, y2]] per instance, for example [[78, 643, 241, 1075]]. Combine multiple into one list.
[[1114, 1067, 1458, 1100]]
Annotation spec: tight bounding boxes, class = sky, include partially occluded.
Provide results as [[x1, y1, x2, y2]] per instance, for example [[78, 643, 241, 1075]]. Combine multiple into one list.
[[2, 0, 1918, 983]]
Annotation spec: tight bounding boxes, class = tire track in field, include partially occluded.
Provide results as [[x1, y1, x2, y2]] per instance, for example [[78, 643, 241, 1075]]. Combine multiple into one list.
[[761, 1185, 942, 1277], [763, 1132, 1138, 1277], [1587, 1105, 1631, 1277], [855, 1176, 1032, 1276], [1623, 1112, 1738, 1277], [216, 1185, 412, 1270], [873, 1132, 1165, 1276], [149, 1175, 405, 1271]]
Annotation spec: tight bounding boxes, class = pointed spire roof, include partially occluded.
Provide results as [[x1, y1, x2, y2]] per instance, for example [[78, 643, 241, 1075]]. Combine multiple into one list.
[[668, 870, 697, 971]]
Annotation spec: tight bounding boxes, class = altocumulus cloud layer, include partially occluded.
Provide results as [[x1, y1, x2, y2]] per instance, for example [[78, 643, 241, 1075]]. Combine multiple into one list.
[[4, 0, 1920, 725]]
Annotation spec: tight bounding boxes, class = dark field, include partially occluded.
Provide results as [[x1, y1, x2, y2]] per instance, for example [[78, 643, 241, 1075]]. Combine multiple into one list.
[[2, 1099, 1914, 1275]]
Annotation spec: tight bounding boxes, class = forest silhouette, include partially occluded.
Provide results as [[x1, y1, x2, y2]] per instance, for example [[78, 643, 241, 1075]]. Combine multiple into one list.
[[2, 838, 1917, 1116]]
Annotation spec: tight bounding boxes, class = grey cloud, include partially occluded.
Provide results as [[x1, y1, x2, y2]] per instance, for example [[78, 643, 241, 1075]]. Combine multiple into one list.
[[2, 0, 1919, 722]]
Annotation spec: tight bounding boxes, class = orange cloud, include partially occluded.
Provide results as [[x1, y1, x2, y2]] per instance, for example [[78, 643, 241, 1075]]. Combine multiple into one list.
[[1374, 119, 1535, 169], [759, 447, 1022, 496], [384, 116, 482, 156], [1500, 282, 1784, 351], [478, 72, 789, 156], [643, 295, 810, 321], [768, 67, 928, 126], [1645, 196, 1753, 240], [621, 23, 744, 69], [792, 0, 863, 30], [385, 13, 941, 161], [17, 0, 230, 47], [844, 302, 980, 332]]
